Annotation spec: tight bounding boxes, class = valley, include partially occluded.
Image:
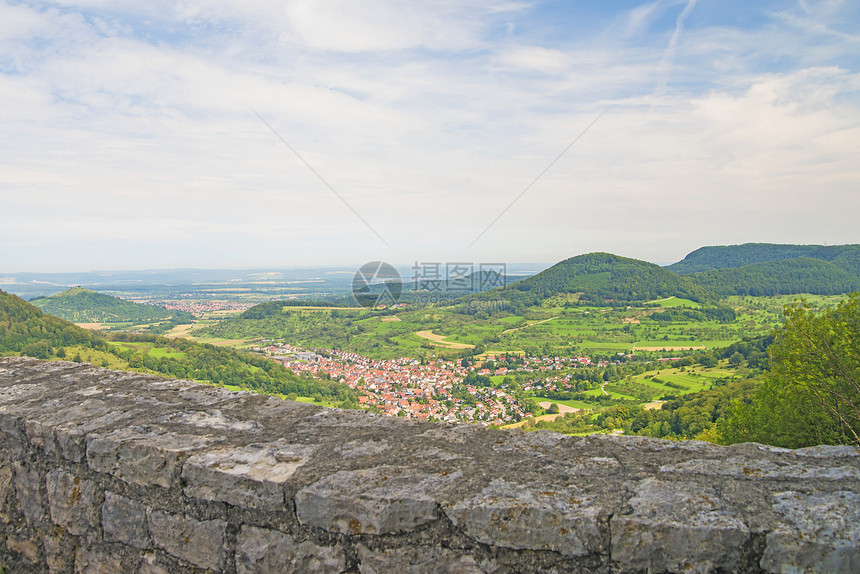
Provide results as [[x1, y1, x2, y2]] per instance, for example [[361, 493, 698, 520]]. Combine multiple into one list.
[[3, 243, 859, 444]]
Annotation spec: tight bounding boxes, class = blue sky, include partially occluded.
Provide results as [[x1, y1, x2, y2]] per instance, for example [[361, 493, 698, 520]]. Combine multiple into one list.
[[1, 0, 859, 272]]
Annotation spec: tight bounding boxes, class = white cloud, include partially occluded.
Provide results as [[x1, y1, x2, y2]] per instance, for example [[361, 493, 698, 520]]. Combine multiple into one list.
[[0, 0, 858, 271]]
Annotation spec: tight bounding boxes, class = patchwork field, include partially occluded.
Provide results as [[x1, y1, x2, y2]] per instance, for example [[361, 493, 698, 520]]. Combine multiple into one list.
[[176, 293, 840, 361], [415, 330, 475, 349]]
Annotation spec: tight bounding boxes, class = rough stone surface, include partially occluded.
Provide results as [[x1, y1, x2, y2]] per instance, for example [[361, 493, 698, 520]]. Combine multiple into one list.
[[13, 461, 45, 525], [74, 545, 125, 574], [102, 491, 150, 549], [0, 464, 13, 523], [610, 478, 750, 573], [182, 442, 315, 509], [357, 545, 493, 574], [235, 525, 347, 574], [761, 490, 860, 573], [295, 466, 445, 535], [46, 469, 100, 536], [6, 534, 41, 563], [42, 530, 74, 574], [446, 478, 606, 557], [87, 427, 212, 488], [147, 509, 227, 571], [660, 455, 860, 480], [138, 552, 171, 574], [1, 357, 860, 573]]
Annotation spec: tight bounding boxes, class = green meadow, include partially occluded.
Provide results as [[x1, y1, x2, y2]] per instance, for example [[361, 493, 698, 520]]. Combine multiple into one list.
[[184, 293, 838, 361]]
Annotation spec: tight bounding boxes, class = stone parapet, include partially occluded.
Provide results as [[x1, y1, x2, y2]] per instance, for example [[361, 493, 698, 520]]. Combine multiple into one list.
[[0, 357, 858, 573]]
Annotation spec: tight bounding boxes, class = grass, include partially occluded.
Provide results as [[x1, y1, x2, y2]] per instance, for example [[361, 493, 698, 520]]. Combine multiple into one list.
[[582, 387, 638, 400], [147, 347, 187, 360], [294, 395, 340, 408], [55, 345, 128, 370], [538, 397, 594, 410], [629, 365, 739, 395], [649, 296, 702, 308]]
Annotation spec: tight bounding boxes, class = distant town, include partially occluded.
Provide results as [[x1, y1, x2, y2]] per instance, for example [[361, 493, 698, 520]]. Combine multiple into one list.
[[252, 342, 623, 425]]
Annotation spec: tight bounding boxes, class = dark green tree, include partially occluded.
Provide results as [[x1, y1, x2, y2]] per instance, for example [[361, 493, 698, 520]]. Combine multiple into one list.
[[721, 294, 860, 447]]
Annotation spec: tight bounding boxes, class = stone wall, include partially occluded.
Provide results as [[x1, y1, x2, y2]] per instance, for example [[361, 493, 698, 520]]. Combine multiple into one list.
[[0, 356, 858, 573]]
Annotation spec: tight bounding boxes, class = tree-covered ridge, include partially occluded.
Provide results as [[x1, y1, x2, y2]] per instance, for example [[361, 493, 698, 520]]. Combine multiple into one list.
[[479, 252, 713, 305], [241, 299, 344, 319], [720, 293, 860, 447], [685, 257, 860, 297], [30, 287, 192, 324], [0, 289, 102, 357], [107, 334, 356, 404], [0, 289, 355, 404], [525, 378, 760, 440], [667, 243, 860, 274], [538, 292, 859, 448]]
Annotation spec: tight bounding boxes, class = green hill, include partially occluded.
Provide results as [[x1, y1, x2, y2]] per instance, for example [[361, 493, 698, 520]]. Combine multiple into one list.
[[668, 244, 860, 296], [0, 289, 103, 357], [477, 252, 713, 306], [30, 287, 192, 324], [668, 243, 860, 274], [686, 257, 860, 297], [0, 289, 354, 404]]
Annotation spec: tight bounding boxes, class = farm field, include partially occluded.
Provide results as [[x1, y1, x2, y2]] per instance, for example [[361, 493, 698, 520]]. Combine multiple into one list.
[[182, 293, 842, 361]]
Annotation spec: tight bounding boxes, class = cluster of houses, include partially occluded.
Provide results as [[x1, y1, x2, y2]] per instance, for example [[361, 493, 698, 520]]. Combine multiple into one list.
[[251, 342, 622, 424], [147, 299, 255, 314]]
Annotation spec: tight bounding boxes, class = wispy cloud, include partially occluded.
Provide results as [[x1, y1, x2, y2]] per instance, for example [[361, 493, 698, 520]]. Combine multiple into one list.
[[651, 0, 699, 102]]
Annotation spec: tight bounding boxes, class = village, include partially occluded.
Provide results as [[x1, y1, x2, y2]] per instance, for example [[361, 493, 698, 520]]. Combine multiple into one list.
[[251, 342, 616, 425]]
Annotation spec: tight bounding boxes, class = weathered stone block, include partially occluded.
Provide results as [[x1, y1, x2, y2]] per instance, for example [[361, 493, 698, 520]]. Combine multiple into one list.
[[25, 399, 135, 463], [6, 533, 41, 563], [610, 478, 749, 574], [87, 428, 212, 488], [235, 525, 347, 574], [182, 443, 315, 509], [0, 382, 51, 406], [660, 455, 860, 480], [13, 461, 45, 525], [46, 469, 100, 536], [161, 408, 262, 431], [794, 445, 860, 458], [0, 411, 27, 456], [147, 508, 226, 571], [761, 490, 860, 573], [138, 552, 171, 574], [42, 530, 75, 574], [74, 545, 126, 574], [295, 466, 442, 535], [102, 491, 150, 549], [54, 426, 88, 463], [0, 463, 13, 522], [357, 545, 491, 574], [336, 438, 389, 459], [446, 478, 605, 557]]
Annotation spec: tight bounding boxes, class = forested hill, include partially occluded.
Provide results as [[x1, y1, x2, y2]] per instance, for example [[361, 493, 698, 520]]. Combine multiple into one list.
[[667, 244, 860, 296], [30, 287, 192, 323], [0, 289, 102, 356], [475, 252, 713, 305], [0, 290, 355, 404], [686, 257, 860, 297], [667, 243, 860, 274]]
